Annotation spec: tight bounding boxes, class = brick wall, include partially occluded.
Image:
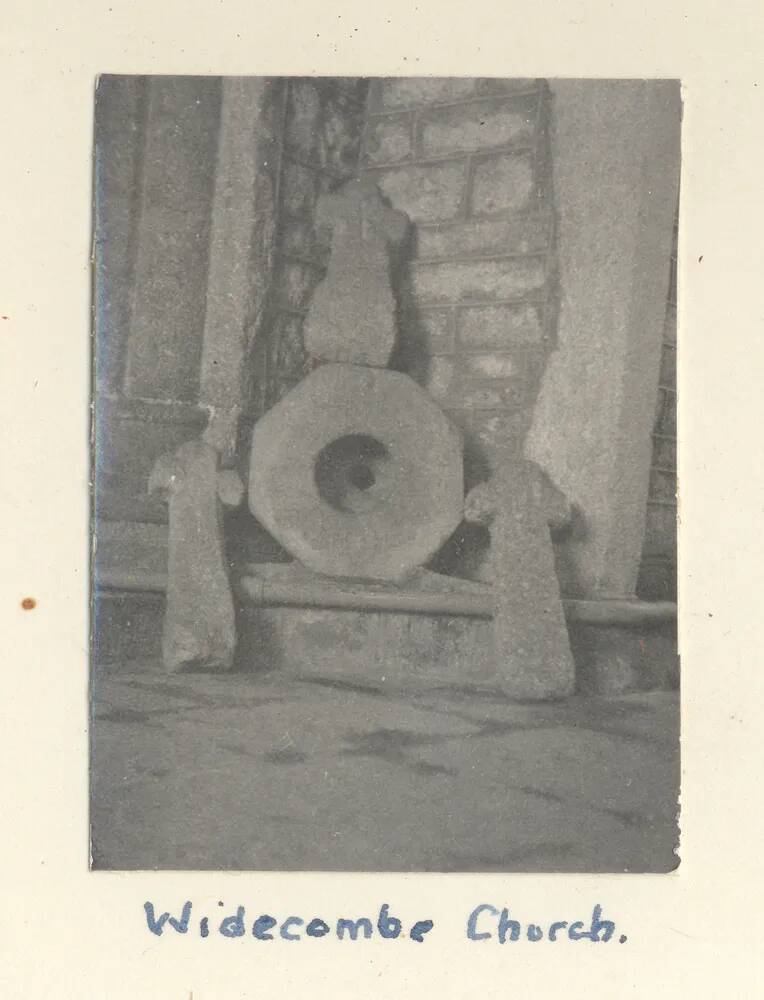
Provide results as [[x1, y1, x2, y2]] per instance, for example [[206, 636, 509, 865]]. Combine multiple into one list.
[[360, 78, 555, 490], [637, 211, 678, 601], [358, 78, 556, 577]]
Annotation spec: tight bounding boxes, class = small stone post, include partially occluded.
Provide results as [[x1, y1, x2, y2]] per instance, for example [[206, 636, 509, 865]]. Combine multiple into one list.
[[465, 458, 576, 699], [149, 439, 243, 672]]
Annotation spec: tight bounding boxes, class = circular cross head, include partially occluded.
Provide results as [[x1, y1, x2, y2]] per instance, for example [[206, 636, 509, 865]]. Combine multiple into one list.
[[248, 364, 463, 581]]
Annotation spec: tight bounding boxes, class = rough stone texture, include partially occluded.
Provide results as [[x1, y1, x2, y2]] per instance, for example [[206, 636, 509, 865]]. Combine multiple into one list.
[[527, 80, 681, 599], [412, 258, 546, 303], [93, 76, 282, 566], [364, 113, 413, 165], [303, 178, 408, 366], [470, 152, 535, 215], [372, 161, 468, 222], [416, 211, 550, 259], [259, 79, 370, 410], [360, 78, 554, 503], [320, 86, 368, 176], [93, 75, 146, 395], [148, 439, 243, 672], [281, 162, 322, 217], [276, 260, 316, 312], [122, 77, 222, 401], [94, 401, 207, 524], [284, 79, 322, 155], [91, 670, 679, 871], [417, 95, 537, 157], [199, 78, 270, 459], [458, 303, 544, 347], [464, 458, 576, 699], [239, 567, 494, 685], [375, 77, 478, 110], [267, 314, 309, 385], [465, 353, 516, 378], [249, 364, 463, 581], [418, 309, 455, 354]]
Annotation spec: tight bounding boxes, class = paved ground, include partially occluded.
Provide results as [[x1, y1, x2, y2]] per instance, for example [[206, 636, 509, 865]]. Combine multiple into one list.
[[90, 670, 679, 872]]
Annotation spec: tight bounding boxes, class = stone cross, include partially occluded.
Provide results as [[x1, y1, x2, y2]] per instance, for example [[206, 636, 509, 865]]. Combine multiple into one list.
[[149, 438, 244, 673], [304, 177, 409, 367], [464, 458, 576, 699]]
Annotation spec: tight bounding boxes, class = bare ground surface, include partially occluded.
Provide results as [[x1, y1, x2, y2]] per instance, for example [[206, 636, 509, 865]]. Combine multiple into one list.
[[90, 670, 679, 872]]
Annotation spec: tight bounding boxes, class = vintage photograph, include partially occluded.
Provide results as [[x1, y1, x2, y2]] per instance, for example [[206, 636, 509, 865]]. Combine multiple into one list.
[[91, 76, 680, 872]]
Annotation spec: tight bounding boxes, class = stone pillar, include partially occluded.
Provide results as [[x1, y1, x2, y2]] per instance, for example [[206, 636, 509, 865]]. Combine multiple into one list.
[[199, 77, 269, 457], [122, 77, 222, 402], [147, 79, 273, 673], [528, 80, 681, 600]]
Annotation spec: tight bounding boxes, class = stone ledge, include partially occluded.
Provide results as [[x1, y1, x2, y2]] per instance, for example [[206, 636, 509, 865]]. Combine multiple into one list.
[[95, 563, 677, 628], [94, 565, 677, 695]]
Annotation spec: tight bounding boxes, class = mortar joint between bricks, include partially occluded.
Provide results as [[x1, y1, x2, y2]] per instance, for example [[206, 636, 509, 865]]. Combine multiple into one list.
[[363, 142, 536, 175]]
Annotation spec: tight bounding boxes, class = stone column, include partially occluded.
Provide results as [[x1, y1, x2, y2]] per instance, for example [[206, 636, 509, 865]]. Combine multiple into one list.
[[122, 77, 222, 401], [149, 79, 272, 672], [528, 80, 681, 600], [199, 77, 269, 457]]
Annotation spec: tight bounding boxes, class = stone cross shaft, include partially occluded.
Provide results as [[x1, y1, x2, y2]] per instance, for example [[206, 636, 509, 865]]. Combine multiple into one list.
[[149, 438, 243, 673], [304, 177, 408, 367]]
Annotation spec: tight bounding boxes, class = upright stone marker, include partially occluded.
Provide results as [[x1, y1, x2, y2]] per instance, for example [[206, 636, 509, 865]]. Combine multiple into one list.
[[149, 439, 243, 672], [465, 459, 575, 699]]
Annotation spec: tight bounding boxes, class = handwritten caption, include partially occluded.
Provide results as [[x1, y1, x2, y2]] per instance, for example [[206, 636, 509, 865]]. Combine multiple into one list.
[[143, 901, 627, 944]]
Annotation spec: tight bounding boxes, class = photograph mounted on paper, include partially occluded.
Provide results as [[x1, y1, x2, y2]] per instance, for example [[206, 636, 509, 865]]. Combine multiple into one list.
[[90, 76, 680, 872]]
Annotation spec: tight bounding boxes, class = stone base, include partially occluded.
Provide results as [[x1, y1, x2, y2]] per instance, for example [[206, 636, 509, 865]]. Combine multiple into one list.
[[93, 565, 679, 699], [235, 564, 498, 693]]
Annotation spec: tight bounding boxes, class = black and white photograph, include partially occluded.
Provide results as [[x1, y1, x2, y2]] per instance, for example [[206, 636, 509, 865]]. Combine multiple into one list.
[[90, 75, 680, 873]]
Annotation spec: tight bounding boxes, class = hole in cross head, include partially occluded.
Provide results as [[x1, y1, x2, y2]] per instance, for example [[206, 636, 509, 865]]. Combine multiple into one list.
[[347, 464, 376, 491], [314, 434, 389, 513]]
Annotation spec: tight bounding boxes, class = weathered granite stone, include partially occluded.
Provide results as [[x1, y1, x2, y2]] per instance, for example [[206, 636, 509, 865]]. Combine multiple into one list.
[[199, 77, 270, 461], [375, 77, 478, 111], [457, 303, 543, 348], [412, 257, 545, 304], [122, 77, 221, 401], [249, 364, 463, 581], [527, 80, 680, 599], [416, 95, 537, 157], [373, 161, 468, 223], [416, 211, 551, 259], [236, 563, 495, 688], [470, 152, 534, 215], [303, 178, 408, 367], [464, 458, 575, 699], [149, 439, 243, 672], [364, 113, 414, 166]]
